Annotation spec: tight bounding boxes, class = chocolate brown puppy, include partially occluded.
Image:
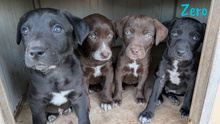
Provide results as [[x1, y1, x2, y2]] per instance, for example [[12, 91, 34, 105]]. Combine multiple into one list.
[[76, 14, 116, 111], [113, 15, 168, 106]]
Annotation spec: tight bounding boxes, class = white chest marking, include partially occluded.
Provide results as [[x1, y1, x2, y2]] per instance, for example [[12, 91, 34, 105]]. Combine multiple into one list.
[[128, 60, 139, 77], [50, 89, 74, 106], [167, 60, 180, 85], [92, 64, 105, 77]]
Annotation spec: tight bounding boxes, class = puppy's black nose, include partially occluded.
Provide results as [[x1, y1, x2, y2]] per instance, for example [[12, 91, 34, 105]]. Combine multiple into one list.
[[29, 48, 45, 58], [177, 49, 186, 56]]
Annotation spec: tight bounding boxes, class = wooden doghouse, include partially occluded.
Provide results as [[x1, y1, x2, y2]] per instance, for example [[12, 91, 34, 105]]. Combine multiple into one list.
[[0, 0, 219, 124]]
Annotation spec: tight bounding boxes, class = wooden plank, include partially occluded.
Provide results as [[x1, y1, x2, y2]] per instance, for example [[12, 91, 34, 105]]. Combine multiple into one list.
[[209, 84, 220, 123], [199, 24, 220, 124], [0, 74, 15, 124], [188, 0, 220, 123]]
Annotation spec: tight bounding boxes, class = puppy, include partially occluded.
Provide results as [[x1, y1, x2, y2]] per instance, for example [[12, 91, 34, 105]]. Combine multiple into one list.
[[76, 14, 115, 111], [113, 15, 168, 106], [17, 8, 90, 124], [139, 17, 206, 123]]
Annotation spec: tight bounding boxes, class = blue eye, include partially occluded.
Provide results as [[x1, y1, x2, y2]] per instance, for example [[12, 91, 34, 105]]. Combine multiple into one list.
[[145, 33, 151, 38], [193, 35, 199, 41], [89, 34, 96, 39], [108, 34, 113, 38], [125, 30, 131, 36], [172, 31, 178, 37], [22, 28, 29, 36], [53, 25, 62, 33]]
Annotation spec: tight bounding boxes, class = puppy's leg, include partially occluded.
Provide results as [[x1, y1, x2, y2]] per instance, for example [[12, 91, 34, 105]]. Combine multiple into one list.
[[179, 77, 196, 119], [113, 64, 124, 107], [101, 63, 113, 111], [83, 76, 91, 111], [71, 90, 90, 124], [139, 76, 167, 123], [135, 68, 149, 104], [28, 97, 46, 124]]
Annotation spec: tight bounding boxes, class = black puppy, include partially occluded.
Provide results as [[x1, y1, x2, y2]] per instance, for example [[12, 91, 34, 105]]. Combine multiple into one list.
[[17, 8, 90, 124], [139, 17, 206, 123]]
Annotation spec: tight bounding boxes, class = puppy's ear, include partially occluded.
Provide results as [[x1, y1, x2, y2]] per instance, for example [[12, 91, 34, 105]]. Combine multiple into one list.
[[115, 16, 129, 39], [61, 11, 89, 45], [162, 18, 178, 30], [17, 14, 28, 45], [154, 19, 168, 46]]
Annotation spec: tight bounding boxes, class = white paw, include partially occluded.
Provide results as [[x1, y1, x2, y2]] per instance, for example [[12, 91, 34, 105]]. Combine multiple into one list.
[[139, 116, 151, 123], [138, 102, 145, 105], [101, 103, 112, 111], [89, 89, 94, 94], [113, 102, 119, 107], [48, 115, 57, 122], [63, 108, 72, 115]]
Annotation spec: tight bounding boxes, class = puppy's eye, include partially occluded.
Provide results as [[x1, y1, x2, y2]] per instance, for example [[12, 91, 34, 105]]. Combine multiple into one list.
[[108, 34, 113, 39], [171, 31, 178, 37], [193, 35, 200, 41], [53, 25, 62, 33], [89, 34, 96, 39], [125, 30, 131, 36], [145, 33, 151, 38], [22, 28, 29, 36]]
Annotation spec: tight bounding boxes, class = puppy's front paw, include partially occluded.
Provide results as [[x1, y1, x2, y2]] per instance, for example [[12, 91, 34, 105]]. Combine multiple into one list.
[[101, 103, 112, 111], [63, 107, 72, 115], [113, 96, 122, 107], [156, 95, 164, 106], [167, 94, 180, 106], [136, 97, 146, 105], [139, 111, 154, 123], [179, 107, 189, 119], [47, 114, 57, 122]]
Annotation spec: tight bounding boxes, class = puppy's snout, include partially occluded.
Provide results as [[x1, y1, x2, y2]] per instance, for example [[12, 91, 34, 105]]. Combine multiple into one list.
[[29, 47, 45, 58], [131, 48, 140, 55], [176, 49, 186, 56], [100, 51, 110, 59]]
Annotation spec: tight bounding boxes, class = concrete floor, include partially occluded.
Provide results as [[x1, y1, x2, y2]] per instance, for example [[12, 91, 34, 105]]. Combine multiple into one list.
[[16, 43, 187, 124]]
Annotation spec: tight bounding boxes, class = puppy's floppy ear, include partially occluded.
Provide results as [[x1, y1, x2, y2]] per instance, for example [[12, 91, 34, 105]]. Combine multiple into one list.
[[17, 13, 28, 45], [115, 16, 129, 39], [162, 17, 178, 30], [154, 19, 168, 46], [61, 10, 89, 45]]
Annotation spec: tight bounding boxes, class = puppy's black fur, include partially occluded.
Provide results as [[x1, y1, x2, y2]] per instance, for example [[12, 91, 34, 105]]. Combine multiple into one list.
[[139, 17, 206, 123], [17, 8, 90, 124]]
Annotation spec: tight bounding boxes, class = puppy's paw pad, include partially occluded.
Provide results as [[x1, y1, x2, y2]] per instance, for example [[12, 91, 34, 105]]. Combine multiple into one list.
[[63, 108, 72, 115], [179, 108, 189, 119], [139, 115, 152, 123], [47, 115, 57, 122], [101, 103, 112, 111]]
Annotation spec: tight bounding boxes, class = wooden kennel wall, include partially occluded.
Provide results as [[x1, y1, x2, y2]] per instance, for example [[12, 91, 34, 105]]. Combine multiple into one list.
[[0, 0, 219, 124]]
